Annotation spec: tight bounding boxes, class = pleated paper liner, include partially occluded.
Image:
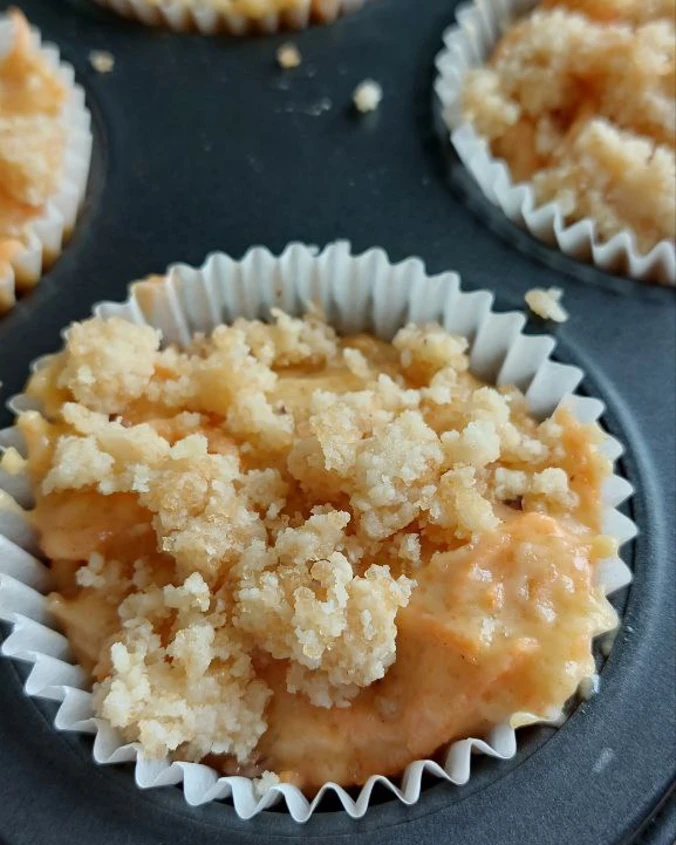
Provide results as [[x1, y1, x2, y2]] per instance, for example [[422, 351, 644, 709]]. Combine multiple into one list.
[[0, 12, 93, 313], [434, 0, 676, 287], [0, 242, 635, 822], [92, 0, 369, 35]]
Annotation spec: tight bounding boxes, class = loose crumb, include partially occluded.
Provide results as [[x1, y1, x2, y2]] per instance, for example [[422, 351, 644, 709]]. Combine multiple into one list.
[[276, 43, 302, 70], [353, 79, 383, 113], [89, 50, 115, 74], [252, 770, 281, 799], [525, 287, 569, 323]]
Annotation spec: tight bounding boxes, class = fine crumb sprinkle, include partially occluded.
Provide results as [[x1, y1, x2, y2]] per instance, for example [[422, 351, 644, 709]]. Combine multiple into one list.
[[353, 79, 383, 113], [276, 43, 302, 70], [89, 50, 115, 74], [525, 287, 569, 323]]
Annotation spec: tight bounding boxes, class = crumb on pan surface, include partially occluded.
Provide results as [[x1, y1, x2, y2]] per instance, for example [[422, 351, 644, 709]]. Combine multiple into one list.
[[276, 42, 301, 69], [461, 0, 676, 254], [0, 9, 66, 306], [89, 50, 115, 73], [353, 79, 383, 113], [525, 287, 569, 322], [8, 298, 617, 791]]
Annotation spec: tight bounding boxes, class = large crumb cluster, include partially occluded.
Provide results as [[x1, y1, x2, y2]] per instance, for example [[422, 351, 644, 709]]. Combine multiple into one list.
[[461, 0, 676, 253], [15, 305, 612, 774]]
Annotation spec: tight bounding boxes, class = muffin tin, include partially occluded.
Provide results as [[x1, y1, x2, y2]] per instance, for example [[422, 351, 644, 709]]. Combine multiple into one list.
[[0, 0, 674, 842]]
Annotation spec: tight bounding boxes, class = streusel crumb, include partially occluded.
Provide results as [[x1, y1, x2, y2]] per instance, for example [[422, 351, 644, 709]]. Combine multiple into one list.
[[353, 80, 383, 114], [462, 0, 676, 253], [16, 303, 616, 790], [276, 43, 301, 70], [89, 50, 115, 74], [525, 287, 569, 323]]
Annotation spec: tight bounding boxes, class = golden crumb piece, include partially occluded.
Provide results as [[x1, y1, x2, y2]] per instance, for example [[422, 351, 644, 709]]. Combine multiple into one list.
[[525, 287, 569, 322], [93, 573, 272, 762], [353, 80, 383, 113], [18, 307, 616, 790], [276, 43, 302, 69], [89, 50, 115, 74], [462, 0, 676, 253]]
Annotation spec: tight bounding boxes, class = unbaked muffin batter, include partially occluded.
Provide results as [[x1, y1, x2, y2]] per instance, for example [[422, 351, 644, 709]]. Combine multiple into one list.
[[462, 0, 676, 253], [5, 297, 617, 791]]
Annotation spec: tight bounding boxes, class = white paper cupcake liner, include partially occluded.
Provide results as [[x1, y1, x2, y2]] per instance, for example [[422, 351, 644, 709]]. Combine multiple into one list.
[[0, 241, 635, 822], [0, 14, 93, 313], [434, 0, 676, 286], [93, 0, 368, 35]]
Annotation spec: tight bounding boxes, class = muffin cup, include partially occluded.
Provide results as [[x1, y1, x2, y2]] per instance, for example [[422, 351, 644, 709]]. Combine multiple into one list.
[[0, 242, 635, 821], [0, 13, 93, 313], [434, 0, 676, 287], [92, 0, 369, 35]]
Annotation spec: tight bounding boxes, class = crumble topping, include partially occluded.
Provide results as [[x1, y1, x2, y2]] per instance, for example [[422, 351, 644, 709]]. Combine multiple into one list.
[[461, 0, 676, 253], [13, 305, 615, 778], [94, 572, 272, 762]]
